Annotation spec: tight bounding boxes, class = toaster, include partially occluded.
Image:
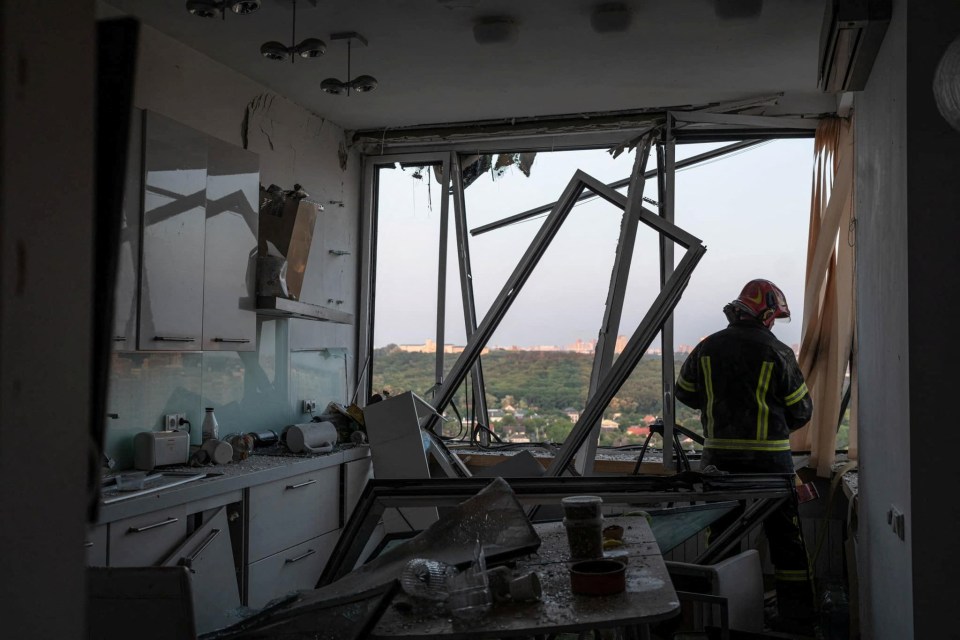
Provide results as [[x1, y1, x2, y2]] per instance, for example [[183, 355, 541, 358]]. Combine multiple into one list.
[[133, 430, 190, 470]]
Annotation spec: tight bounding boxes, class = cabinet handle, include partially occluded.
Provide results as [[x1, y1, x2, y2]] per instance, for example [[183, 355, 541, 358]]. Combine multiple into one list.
[[127, 516, 179, 533], [286, 479, 317, 490], [182, 528, 221, 569], [285, 549, 316, 564], [213, 338, 251, 344], [113, 336, 126, 342], [84, 541, 95, 548], [329, 249, 351, 256], [154, 336, 196, 343]]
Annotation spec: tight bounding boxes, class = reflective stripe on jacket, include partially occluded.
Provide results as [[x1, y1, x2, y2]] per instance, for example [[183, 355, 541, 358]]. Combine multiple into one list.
[[675, 319, 813, 452]]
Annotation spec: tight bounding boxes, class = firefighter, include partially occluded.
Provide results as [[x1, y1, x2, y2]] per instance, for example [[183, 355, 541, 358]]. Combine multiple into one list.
[[675, 279, 815, 627]]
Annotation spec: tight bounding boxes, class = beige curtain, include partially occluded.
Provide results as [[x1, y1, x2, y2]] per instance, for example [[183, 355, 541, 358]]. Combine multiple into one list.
[[791, 117, 857, 476]]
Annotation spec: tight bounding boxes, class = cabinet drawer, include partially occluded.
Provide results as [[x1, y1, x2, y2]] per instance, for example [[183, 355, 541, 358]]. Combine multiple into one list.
[[248, 467, 339, 563], [109, 505, 187, 567], [247, 531, 338, 609], [86, 524, 108, 566]]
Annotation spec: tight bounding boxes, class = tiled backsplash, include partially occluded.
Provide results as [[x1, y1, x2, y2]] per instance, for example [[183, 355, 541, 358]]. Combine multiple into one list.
[[104, 318, 348, 469]]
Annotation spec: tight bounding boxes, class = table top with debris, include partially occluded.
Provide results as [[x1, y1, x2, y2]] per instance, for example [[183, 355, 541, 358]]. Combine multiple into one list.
[[370, 517, 679, 639]]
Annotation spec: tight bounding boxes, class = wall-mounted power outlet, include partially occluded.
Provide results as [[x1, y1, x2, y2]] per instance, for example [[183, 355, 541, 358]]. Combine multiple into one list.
[[888, 505, 906, 541], [164, 413, 186, 431], [302, 400, 317, 414]]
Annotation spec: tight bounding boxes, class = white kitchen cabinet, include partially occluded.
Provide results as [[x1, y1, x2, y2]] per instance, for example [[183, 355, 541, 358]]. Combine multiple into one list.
[[138, 111, 207, 351], [247, 467, 339, 564], [247, 530, 339, 609], [202, 137, 259, 352], [162, 507, 241, 635], [112, 111, 142, 352], [109, 504, 188, 567]]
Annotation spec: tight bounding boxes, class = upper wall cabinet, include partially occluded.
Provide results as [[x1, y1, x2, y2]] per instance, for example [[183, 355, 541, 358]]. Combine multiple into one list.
[[138, 112, 207, 351], [202, 138, 259, 351], [127, 112, 259, 352], [113, 113, 142, 352]]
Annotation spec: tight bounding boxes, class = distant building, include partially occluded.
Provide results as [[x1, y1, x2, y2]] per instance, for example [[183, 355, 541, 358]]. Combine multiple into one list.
[[614, 335, 628, 353], [642, 415, 657, 425], [566, 338, 597, 354], [564, 408, 580, 422], [395, 339, 488, 354], [600, 419, 619, 431], [627, 426, 650, 436]]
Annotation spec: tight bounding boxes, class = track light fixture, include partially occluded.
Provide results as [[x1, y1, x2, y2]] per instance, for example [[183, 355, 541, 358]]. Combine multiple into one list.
[[186, 0, 260, 19], [321, 33, 378, 96], [260, 0, 326, 63]]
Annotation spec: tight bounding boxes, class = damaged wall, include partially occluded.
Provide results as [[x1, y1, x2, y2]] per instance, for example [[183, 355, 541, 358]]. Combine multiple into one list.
[[103, 19, 361, 465], [856, 0, 960, 637]]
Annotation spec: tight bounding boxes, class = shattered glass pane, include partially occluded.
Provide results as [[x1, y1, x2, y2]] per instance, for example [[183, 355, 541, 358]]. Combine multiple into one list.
[[212, 478, 539, 638]]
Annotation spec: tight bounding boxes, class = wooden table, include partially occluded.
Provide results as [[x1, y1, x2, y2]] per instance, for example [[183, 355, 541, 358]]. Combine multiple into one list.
[[370, 517, 680, 639]]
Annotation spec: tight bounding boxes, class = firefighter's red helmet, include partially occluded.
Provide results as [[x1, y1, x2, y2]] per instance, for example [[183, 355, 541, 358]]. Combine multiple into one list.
[[732, 279, 791, 328]]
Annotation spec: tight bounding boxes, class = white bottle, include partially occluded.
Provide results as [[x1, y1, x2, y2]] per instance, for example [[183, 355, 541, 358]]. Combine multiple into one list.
[[202, 407, 219, 441]]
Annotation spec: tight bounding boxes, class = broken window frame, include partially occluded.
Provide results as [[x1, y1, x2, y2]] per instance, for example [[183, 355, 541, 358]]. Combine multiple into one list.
[[357, 113, 818, 474], [318, 473, 795, 587]]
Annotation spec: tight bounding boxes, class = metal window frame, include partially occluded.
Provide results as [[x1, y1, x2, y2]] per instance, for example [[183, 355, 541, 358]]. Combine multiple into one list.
[[318, 474, 795, 588], [574, 132, 656, 475]]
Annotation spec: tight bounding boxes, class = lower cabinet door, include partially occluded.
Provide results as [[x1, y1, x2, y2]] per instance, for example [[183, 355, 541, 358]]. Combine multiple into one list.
[[109, 505, 187, 567], [247, 530, 339, 610], [163, 507, 240, 636]]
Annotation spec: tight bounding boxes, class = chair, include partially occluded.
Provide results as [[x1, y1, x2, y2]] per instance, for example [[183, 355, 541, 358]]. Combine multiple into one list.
[[665, 549, 765, 639]]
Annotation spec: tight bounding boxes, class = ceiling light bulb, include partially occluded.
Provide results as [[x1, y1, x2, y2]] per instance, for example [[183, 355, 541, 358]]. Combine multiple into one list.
[[260, 41, 290, 61], [349, 75, 378, 93], [230, 0, 260, 15], [186, 0, 221, 18], [321, 78, 347, 95], [296, 38, 327, 58]]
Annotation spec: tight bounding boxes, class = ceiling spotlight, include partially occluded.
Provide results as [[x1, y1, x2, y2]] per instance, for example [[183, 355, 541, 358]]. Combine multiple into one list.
[[590, 3, 632, 33], [186, 0, 260, 19], [260, 0, 325, 63], [473, 16, 518, 45], [321, 33, 378, 97]]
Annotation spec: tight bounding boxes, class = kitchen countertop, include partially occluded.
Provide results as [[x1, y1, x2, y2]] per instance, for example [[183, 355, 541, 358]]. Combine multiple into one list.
[[96, 444, 370, 525]]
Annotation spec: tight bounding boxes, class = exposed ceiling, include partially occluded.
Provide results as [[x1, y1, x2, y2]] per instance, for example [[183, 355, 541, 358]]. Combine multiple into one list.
[[102, 0, 837, 131]]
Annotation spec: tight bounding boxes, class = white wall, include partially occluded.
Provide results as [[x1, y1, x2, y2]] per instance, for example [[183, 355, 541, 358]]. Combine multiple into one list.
[[855, 1, 912, 637], [0, 2, 95, 638]]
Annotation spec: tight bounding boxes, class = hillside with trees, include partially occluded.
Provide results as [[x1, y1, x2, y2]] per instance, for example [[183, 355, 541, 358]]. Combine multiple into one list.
[[371, 347, 703, 446]]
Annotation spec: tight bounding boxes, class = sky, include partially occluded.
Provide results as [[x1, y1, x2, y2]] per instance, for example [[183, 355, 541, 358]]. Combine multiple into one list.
[[372, 139, 814, 351]]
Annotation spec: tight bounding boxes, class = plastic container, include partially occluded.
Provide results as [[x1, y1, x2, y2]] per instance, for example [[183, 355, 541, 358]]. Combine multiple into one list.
[[561, 495, 603, 520], [201, 408, 219, 442], [563, 517, 604, 559], [400, 558, 457, 601], [115, 471, 148, 491]]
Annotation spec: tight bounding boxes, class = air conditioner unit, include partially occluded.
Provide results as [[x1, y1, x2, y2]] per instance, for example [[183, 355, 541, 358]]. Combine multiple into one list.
[[818, 0, 892, 92]]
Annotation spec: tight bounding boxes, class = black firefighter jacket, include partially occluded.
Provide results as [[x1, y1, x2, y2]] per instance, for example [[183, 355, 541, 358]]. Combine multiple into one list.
[[675, 319, 813, 465]]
